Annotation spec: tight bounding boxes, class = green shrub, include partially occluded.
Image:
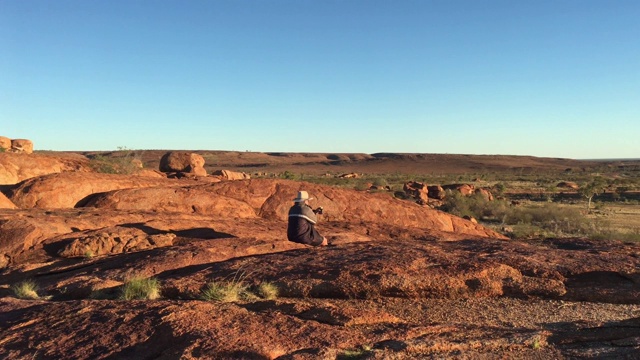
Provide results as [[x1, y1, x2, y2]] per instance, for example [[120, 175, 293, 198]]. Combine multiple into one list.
[[119, 277, 161, 300], [256, 282, 279, 300], [440, 192, 595, 237], [11, 280, 40, 300], [280, 171, 297, 180]]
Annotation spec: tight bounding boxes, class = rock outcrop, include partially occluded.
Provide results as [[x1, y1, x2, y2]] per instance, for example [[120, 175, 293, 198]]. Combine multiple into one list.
[[10, 139, 34, 154], [427, 185, 446, 200], [0, 137, 33, 154], [211, 169, 250, 180], [0, 152, 90, 185], [57, 227, 177, 258], [159, 152, 207, 176], [403, 181, 429, 204], [7, 172, 188, 209], [0, 136, 10, 150], [83, 179, 503, 239], [442, 183, 476, 196]]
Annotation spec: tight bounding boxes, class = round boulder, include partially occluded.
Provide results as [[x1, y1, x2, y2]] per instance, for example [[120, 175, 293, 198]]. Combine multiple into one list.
[[159, 152, 205, 173], [11, 139, 34, 154]]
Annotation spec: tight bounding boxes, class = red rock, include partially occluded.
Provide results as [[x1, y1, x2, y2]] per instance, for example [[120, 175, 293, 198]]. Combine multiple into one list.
[[211, 169, 249, 180], [0, 136, 10, 150], [7, 172, 187, 209], [0, 192, 16, 209], [403, 181, 429, 204], [0, 152, 90, 185], [159, 152, 205, 173], [10, 139, 34, 154], [474, 188, 494, 201], [427, 185, 446, 200], [557, 181, 579, 190], [85, 179, 504, 239], [442, 183, 475, 196]]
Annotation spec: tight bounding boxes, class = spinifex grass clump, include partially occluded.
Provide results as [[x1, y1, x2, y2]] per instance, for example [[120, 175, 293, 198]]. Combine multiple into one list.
[[11, 280, 40, 300], [200, 269, 262, 302], [256, 282, 279, 300], [119, 277, 161, 300], [201, 281, 248, 302]]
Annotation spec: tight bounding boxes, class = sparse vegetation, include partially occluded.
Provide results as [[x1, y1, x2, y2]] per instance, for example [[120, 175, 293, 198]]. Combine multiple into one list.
[[579, 177, 608, 212], [440, 191, 598, 238], [200, 280, 248, 302], [88, 146, 143, 175], [11, 280, 40, 300], [337, 345, 373, 359], [256, 282, 279, 300], [119, 276, 161, 300]]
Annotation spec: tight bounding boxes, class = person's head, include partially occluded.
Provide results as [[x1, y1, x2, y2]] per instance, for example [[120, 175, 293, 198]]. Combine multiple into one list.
[[293, 191, 312, 204]]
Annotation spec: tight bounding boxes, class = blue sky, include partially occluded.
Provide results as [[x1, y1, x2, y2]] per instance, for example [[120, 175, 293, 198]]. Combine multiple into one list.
[[1, 0, 638, 159]]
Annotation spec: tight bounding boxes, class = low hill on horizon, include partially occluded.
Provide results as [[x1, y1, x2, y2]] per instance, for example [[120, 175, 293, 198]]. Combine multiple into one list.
[[69, 150, 637, 176]]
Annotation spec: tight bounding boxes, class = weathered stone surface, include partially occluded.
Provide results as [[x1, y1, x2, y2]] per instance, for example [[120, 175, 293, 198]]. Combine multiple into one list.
[[0, 192, 16, 209], [84, 179, 504, 239], [0, 152, 91, 185], [211, 169, 249, 180], [57, 227, 177, 258], [7, 172, 187, 209], [84, 186, 258, 218], [403, 181, 429, 204], [190, 165, 208, 177], [0, 136, 10, 150], [159, 152, 205, 173], [443, 183, 476, 196], [10, 139, 34, 154], [428, 185, 446, 200], [1, 153, 638, 360]]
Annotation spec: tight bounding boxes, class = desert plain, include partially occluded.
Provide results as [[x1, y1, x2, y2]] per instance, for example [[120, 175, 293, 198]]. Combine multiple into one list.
[[1, 148, 639, 359]]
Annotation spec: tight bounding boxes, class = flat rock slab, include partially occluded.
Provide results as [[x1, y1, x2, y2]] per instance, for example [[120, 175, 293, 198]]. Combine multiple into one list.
[[1, 297, 637, 359]]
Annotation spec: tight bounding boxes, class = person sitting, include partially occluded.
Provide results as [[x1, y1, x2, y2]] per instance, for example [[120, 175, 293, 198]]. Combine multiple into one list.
[[287, 191, 328, 246]]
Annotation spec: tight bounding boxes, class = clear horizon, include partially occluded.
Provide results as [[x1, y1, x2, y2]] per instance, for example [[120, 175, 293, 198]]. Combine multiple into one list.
[[2, 1, 639, 159]]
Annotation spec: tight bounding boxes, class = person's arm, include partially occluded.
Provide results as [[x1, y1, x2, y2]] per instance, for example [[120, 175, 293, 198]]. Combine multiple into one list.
[[300, 205, 318, 223]]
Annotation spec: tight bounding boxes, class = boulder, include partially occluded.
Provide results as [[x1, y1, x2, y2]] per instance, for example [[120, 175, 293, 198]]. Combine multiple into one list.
[[0, 152, 91, 185], [10, 139, 34, 154], [557, 181, 579, 190], [474, 188, 494, 201], [159, 152, 205, 173], [427, 185, 446, 200], [190, 166, 208, 177], [0, 136, 10, 150], [442, 183, 475, 196], [7, 172, 186, 209], [403, 181, 429, 204], [211, 169, 250, 180], [338, 173, 359, 178]]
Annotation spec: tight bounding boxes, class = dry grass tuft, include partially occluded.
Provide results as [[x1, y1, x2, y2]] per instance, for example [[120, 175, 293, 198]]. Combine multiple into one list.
[[119, 277, 161, 300], [257, 282, 279, 300], [11, 280, 40, 300]]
